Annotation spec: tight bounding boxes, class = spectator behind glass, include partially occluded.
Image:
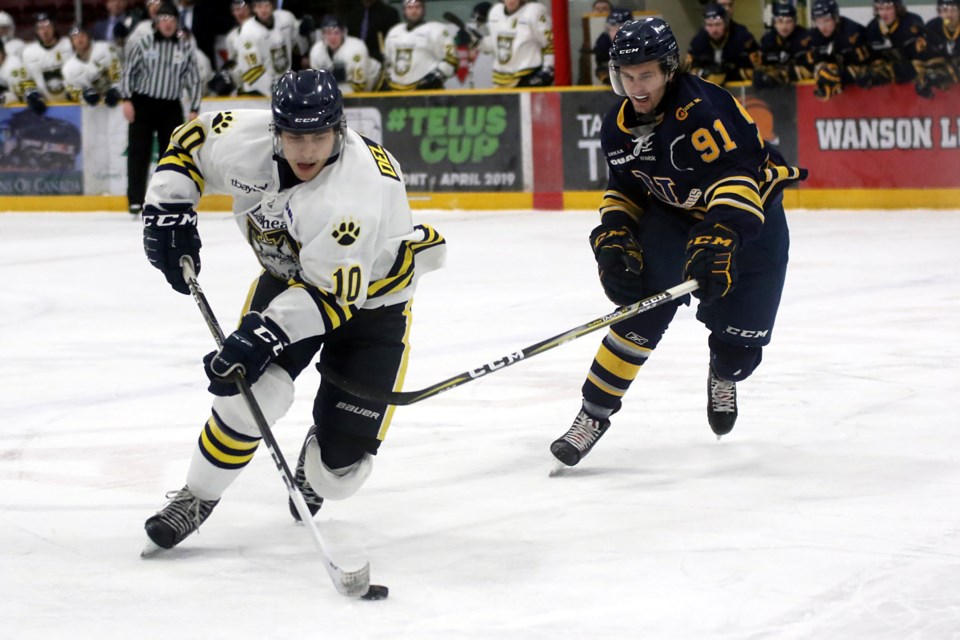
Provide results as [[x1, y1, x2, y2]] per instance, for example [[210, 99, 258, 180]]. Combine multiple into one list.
[[594, 8, 632, 83], [346, 0, 400, 64]]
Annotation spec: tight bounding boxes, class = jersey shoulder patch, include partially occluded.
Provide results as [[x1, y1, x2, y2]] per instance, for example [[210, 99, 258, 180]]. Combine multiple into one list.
[[360, 135, 401, 182]]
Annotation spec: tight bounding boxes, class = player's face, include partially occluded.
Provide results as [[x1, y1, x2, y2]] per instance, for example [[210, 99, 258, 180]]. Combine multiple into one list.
[[253, 1, 274, 21], [876, 2, 897, 25], [504, 0, 522, 13], [323, 27, 344, 49], [404, 2, 424, 22], [36, 21, 56, 44], [718, 0, 734, 18], [774, 16, 795, 37], [815, 15, 837, 37], [619, 61, 670, 116], [70, 31, 91, 55], [940, 4, 959, 25], [232, 3, 251, 23], [280, 129, 337, 181], [705, 18, 726, 41]]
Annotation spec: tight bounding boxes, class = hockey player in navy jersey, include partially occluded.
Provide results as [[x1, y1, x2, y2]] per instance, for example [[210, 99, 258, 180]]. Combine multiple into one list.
[[140, 70, 445, 552], [806, 0, 870, 99], [550, 17, 805, 467]]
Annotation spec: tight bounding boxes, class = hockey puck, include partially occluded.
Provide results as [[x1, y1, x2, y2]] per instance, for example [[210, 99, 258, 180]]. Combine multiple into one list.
[[360, 584, 389, 600]]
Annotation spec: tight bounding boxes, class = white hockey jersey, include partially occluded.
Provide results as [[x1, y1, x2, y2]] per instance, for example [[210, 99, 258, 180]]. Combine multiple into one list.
[[21, 37, 73, 100], [2, 37, 25, 59], [382, 20, 457, 90], [0, 54, 35, 104], [481, 1, 554, 87], [236, 11, 297, 95], [309, 36, 382, 93], [62, 40, 121, 102], [144, 109, 445, 343]]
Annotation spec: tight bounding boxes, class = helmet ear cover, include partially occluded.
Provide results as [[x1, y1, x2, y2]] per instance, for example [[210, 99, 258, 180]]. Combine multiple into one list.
[[608, 18, 679, 97]]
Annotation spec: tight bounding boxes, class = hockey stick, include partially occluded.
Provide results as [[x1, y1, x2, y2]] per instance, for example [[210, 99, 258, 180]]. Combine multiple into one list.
[[443, 11, 482, 48], [180, 258, 386, 600], [318, 279, 699, 406]]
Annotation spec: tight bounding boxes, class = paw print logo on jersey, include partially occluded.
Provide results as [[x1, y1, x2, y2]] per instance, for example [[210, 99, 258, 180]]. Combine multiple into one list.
[[332, 220, 360, 246], [212, 112, 234, 134]]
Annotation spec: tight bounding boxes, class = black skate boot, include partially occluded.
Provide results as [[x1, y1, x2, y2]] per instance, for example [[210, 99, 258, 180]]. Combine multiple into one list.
[[289, 425, 324, 522], [144, 486, 219, 551], [707, 366, 738, 436], [551, 407, 611, 467]]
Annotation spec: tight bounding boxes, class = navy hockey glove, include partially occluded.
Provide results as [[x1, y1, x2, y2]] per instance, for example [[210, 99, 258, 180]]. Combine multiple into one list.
[[298, 14, 316, 37], [104, 87, 121, 107], [590, 223, 644, 306], [332, 62, 347, 83], [81, 87, 101, 106], [684, 222, 739, 304], [143, 205, 202, 295], [203, 312, 290, 396], [26, 90, 47, 115], [416, 69, 446, 90], [524, 67, 554, 87]]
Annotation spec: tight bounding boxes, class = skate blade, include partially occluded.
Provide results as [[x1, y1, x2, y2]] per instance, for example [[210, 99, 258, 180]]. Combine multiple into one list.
[[140, 538, 164, 557], [548, 459, 569, 477]]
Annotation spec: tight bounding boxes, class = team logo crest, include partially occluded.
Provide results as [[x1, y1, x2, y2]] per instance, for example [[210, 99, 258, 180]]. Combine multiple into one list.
[[496, 35, 515, 64], [332, 219, 360, 246], [395, 48, 413, 76]]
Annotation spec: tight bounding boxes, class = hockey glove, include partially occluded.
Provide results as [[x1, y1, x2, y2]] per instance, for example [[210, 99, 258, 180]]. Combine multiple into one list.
[[142, 205, 202, 295], [203, 312, 290, 396], [332, 62, 347, 83], [683, 222, 739, 304], [81, 87, 101, 106], [298, 14, 316, 37], [104, 87, 121, 107], [416, 69, 446, 90], [813, 63, 843, 100], [26, 90, 47, 115], [590, 223, 645, 307], [524, 67, 554, 87]]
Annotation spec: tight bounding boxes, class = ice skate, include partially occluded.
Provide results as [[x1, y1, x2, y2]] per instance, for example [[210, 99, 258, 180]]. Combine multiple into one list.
[[142, 486, 219, 555], [289, 425, 324, 522], [708, 366, 738, 437], [550, 407, 611, 467]]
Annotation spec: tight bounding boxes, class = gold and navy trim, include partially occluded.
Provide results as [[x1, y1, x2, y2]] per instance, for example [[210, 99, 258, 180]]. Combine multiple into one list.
[[242, 64, 266, 85], [156, 147, 204, 193], [704, 175, 764, 223], [289, 277, 357, 333], [600, 189, 644, 224], [198, 411, 261, 469], [367, 224, 445, 300]]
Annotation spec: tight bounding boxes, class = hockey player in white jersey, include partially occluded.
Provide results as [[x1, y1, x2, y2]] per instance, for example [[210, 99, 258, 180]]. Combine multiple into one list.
[[140, 69, 445, 552], [0, 11, 25, 58], [479, 0, 554, 87], [208, 0, 253, 96], [383, 0, 457, 90], [309, 15, 382, 93], [0, 40, 36, 106], [62, 25, 122, 106], [21, 13, 73, 104], [235, 0, 297, 95]]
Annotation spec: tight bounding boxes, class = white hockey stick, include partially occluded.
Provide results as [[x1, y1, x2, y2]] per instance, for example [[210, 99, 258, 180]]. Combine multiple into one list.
[[179, 257, 385, 599]]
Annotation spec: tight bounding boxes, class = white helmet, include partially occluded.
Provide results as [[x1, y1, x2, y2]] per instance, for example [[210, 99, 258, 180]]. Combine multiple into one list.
[[0, 11, 15, 37]]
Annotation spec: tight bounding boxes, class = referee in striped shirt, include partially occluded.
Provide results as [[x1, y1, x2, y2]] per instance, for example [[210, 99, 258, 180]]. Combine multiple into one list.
[[120, 2, 202, 215]]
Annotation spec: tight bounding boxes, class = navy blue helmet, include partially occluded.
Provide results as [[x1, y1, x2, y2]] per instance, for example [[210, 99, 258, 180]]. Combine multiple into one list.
[[703, 3, 728, 22], [608, 18, 680, 96], [772, 2, 797, 18], [272, 69, 344, 134], [811, 0, 840, 19]]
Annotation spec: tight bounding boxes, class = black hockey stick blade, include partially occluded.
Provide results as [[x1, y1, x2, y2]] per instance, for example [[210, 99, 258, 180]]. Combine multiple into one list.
[[318, 280, 699, 406], [442, 11, 467, 31]]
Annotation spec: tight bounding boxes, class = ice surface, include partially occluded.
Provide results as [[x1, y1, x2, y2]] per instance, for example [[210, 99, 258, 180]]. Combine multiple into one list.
[[1, 209, 958, 639]]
